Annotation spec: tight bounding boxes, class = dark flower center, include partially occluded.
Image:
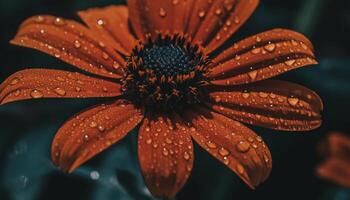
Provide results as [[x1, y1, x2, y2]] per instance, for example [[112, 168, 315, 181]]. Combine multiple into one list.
[[142, 44, 196, 77], [121, 34, 211, 110]]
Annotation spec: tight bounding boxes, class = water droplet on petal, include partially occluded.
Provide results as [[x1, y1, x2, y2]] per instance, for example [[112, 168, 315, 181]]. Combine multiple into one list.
[[287, 97, 299, 106], [54, 18, 65, 26], [30, 89, 44, 99], [183, 152, 190, 160], [102, 52, 109, 60], [89, 121, 97, 128], [54, 87, 66, 96], [206, 141, 217, 149], [159, 8, 167, 17], [236, 164, 245, 174], [146, 139, 152, 144], [162, 148, 169, 156], [251, 47, 261, 54], [248, 70, 258, 80], [35, 16, 44, 23], [198, 10, 206, 18], [285, 59, 296, 66], [264, 43, 276, 52], [98, 125, 105, 132], [97, 19, 105, 26], [10, 78, 20, 85], [219, 147, 230, 156], [236, 141, 250, 153], [74, 40, 81, 48]]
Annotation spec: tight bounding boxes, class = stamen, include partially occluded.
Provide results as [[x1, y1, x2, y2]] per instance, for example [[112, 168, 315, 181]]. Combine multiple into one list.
[[122, 34, 211, 110]]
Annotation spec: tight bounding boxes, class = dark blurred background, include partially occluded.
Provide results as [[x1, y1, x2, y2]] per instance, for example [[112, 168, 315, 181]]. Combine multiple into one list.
[[0, 0, 350, 200]]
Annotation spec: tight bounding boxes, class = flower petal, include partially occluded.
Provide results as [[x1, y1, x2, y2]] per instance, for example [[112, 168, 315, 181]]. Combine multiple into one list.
[[78, 5, 137, 55], [51, 99, 144, 172], [11, 15, 125, 78], [319, 132, 350, 163], [317, 158, 350, 187], [206, 80, 323, 131], [194, 0, 259, 50], [128, 0, 194, 41], [209, 29, 316, 85], [138, 112, 193, 197], [0, 69, 122, 105], [181, 106, 271, 188]]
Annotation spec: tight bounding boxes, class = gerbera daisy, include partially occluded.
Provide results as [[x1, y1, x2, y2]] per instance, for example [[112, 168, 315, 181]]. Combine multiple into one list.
[[0, 0, 323, 197], [317, 132, 350, 187]]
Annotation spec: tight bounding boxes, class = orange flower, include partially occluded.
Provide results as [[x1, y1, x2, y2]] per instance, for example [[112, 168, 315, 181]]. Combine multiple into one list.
[[317, 132, 350, 188], [0, 0, 323, 197]]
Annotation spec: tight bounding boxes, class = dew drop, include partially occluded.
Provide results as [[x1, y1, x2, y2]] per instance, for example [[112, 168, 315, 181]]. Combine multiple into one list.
[[264, 43, 276, 52], [97, 19, 105, 26], [90, 171, 100, 180], [248, 70, 258, 80], [255, 36, 262, 43], [183, 152, 190, 160], [285, 59, 296, 66], [242, 91, 250, 99], [75, 87, 82, 92], [54, 87, 66, 96], [102, 52, 109, 60], [219, 147, 230, 156], [206, 141, 217, 149], [30, 89, 44, 99], [98, 125, 105, 132], [35, 16, 44, 23], [215, 8, 222, 15], [54, 18, 65, 26], [236, 141, 250, 153], [74, 40, 81, 48], [159, 8, 167, 17], [287, 97, 299, 106], [10, 78, 20, 85], [162, 148, 169, 156], [251, 47, 261, 54], [89, 121, 97, 128], [236, 164, 245, 174], [146, 139, 152, 144], [84, 134, 89, 141], [259, 92, 268, 98], [198, 10, 206, 18], [223, 157, 230, 165]]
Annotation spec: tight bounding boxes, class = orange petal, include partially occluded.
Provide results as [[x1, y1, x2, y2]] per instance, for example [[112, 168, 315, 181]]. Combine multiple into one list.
[[78, 5, 137, 55], [209, 29, 316, 85], [194, 0, 259, 50], [320, 132, 350, 162], [0, 69, 122, 105], [138, 112, 193, 197], [206, 80, 323, 131], [181, 106, 271, 188], [317, 158, 350, 188], [128, 0, 194, 40], [51, 99, 144, 172], [11, 15, 125, 78]]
